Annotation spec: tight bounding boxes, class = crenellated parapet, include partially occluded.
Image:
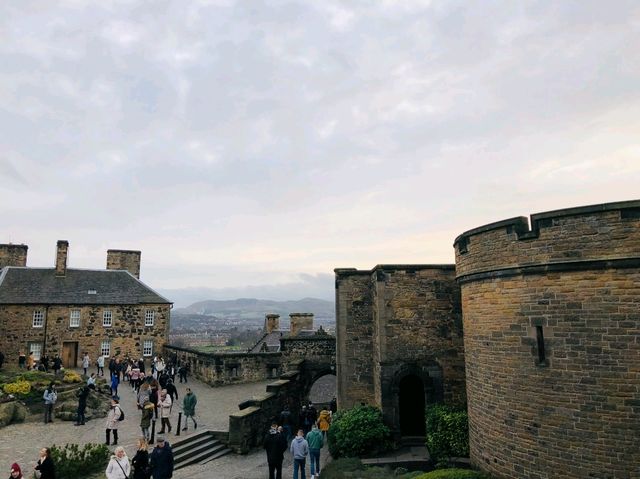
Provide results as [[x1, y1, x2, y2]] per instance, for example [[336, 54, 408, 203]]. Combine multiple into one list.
[[454, 200, 640, 280]]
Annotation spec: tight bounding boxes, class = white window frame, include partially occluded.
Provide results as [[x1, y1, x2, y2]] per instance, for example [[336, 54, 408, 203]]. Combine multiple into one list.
[[29, 342, 42, 361], [103, 310, 113, 327], [100, 340, 111, 357], [70, 309, 81, 328], [142, 340, 153, 357], [145, 310, 155, 327], [32, 310, 44, 328]]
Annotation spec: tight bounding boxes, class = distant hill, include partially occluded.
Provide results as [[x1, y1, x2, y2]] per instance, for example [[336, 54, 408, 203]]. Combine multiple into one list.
[[174, 297, 335, 319]]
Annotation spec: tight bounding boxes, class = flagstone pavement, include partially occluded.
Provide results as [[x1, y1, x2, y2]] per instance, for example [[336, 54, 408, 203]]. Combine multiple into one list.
[[0, 371, 330, 478]]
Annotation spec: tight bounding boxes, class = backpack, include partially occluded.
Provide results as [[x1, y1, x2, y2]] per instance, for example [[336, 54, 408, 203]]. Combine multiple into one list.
[[118, 407, 125, 421]]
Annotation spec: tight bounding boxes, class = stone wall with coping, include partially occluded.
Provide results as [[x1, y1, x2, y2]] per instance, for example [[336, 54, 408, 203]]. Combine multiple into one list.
[[455, 200, 640, 479]]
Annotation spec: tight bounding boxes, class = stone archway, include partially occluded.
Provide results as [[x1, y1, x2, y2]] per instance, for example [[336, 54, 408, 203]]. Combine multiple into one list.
[[399, 374, 426, 436], [308, 372, 337, 406]]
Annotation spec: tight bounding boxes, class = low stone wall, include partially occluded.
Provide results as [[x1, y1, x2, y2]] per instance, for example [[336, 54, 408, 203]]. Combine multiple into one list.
[[164, 345, 283, 387]]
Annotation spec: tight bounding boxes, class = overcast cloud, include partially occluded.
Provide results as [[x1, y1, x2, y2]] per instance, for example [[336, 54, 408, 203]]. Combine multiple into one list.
[[2, 1, 640, 306]]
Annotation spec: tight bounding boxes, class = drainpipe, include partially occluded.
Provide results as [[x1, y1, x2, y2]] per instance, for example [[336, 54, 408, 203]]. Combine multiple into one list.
[[42, 306, 49, 359]]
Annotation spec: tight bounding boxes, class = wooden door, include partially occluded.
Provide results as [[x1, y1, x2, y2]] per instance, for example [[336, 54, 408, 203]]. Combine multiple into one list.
[[62, 342, 78, 368]]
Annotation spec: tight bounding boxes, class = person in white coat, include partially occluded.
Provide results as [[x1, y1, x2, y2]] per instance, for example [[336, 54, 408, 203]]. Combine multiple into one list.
[[158, 388, 172, 434], [105, 446, 130, 479]]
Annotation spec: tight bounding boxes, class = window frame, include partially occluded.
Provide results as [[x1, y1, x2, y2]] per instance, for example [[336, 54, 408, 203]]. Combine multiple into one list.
[[70, 309, 81, 328], [100, 340, 111, 357], [103, 310, 113, 327], [29, 342, 42, 361], [32, 310, 44, 328], [142, 339, 153, 357], [144, 310, 155, 327]]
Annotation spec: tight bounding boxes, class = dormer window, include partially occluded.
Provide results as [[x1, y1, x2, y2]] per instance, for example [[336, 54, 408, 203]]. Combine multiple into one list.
[[88, 290, 97, 295]]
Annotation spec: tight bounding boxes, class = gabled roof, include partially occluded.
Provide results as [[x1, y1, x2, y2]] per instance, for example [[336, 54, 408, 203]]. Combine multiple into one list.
[[0, 267, 171, 305]]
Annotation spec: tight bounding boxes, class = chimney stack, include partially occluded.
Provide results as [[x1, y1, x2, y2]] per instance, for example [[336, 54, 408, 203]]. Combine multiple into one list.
[[107, 249, 141, 279], [289, 313, 314, 337], [0, 243, 28, 268], [55, 240, 69, 276], [264, 314, 280, 334]]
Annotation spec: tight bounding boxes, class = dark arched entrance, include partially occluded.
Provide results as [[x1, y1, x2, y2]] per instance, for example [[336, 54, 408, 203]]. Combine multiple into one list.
[[399, 374, 426, 436]]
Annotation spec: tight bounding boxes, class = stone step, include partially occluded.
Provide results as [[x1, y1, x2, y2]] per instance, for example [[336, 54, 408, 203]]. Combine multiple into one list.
[[173, 430, 232, 470]]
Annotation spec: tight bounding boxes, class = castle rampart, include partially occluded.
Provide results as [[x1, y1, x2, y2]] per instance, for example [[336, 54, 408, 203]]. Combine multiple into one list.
[[454, 200, 640, 479]]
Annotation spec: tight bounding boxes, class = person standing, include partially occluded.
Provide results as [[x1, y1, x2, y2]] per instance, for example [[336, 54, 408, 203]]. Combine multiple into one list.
[[34, 448, 56, 479], [149, 436, 174, 479], [264, 423, 287, 479], [157, 389, 172, 434], [110, 373, 120, 398], [0, 350, 4, 369], [131, 438, 150, 479], [27, 352, 35, 370], [181, 388, 197, 431], [75, 385, 90, 426], [52, 355, 62, 376], [105, 398, 122, 446], [279, 405, 292, 442], [18, 351, 26, 369], [81, 353, 90, 376], [43, 383, 57, 424], [305, 424, 324, 479], [317, 408, 331, 440], [290, 429, 309, 479], [9, 463, 23, 479], [105, 446, 130, 479], [140, 398, 154, 442]]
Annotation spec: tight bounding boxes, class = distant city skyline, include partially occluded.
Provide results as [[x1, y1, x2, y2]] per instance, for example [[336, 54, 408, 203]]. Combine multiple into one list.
[[2, 1, 639, 306]]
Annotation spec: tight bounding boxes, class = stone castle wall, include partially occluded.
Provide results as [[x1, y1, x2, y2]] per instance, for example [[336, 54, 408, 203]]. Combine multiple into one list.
[[335, 265, 465, 436], [454, 200, 640, 479], [0, 303, 170, 365]]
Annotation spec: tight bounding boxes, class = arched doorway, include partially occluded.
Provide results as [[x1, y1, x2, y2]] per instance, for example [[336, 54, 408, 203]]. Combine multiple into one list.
[[399, 374, 426, 436], [308, 373, 337, 406]]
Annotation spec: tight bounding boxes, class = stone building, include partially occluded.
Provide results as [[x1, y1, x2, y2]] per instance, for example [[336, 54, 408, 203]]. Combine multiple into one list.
[[334, 264, 465, 438], [0, 240, 171, 368], [454, 200, 640, 479]]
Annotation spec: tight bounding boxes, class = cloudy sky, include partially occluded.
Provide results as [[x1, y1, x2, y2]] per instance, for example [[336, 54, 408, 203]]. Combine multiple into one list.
[[2, 1, 639, 306]]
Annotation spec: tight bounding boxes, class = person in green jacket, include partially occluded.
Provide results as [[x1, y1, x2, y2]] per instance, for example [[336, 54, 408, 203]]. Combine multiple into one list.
[[305, 424, 324, 479], [182, 388, 198, 431]]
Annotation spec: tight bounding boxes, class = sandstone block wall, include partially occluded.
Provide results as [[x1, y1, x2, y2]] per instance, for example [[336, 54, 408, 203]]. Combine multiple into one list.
[[0, 303, 170, 365], [0, 244, 28, 268], [454, 200, 640, 479]]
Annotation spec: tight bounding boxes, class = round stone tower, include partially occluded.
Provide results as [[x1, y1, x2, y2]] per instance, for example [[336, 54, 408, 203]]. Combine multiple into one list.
[[454, 200, 640, 479]]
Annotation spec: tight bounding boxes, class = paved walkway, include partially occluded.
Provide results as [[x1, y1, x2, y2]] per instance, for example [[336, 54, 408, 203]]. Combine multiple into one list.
[[0, 371, 277, 477]]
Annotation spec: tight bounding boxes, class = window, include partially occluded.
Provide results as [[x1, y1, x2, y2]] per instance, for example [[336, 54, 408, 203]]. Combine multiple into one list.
[[70, 309, 80, 328], [29, 342, 42, 361], [145, 310, 155, 327], [103, 310, 112, 327], [100, 340, 111, 357], [143, 340, 153, 357], [32, 310, 44, 328]]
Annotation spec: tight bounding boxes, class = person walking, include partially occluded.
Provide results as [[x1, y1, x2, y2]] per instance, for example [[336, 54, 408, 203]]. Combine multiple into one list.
[[110, 372, 120, 398], [106, 398, 123, 446], [52, 356, 62, 376], [157, 389, 172, 434], [82, 353, 90, 376], [305, 424, 324, 479], [34, 448, 56, 479], [181, 388, 197, 431], [264, 423, 287, 479], [131, 438, 150, 479], [9, 463, 23, 479], [140, 398, 155, 442], [149, 435, 174, 479], [105, 446, 130, 479], [317, 408, 331, 440], [43, 383, 57, 424], [74, 385, 90, 426], [97, 354, 105, 376], [290, 429, 309, 479]]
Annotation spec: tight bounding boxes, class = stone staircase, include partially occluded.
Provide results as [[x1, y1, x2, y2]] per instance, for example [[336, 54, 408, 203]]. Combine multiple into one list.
[[172, 430, 232, 470]]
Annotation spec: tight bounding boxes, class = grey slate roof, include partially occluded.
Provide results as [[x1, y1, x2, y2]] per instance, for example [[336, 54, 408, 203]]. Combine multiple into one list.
[[0, 267, 171, 305]]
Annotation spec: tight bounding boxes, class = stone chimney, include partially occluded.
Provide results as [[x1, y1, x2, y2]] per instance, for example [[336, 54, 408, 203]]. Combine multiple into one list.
[[289, 313, 314, 337], [264, 314, 280, 334], [106, 249, 141, 279], [55, 240, 69, 276], [0, 244, 28, 268]]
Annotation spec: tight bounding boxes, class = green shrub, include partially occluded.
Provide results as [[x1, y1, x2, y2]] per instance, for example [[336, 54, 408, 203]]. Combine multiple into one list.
[[50, 443, 110, 479], [327, 405, 392, 459], [425, 405, 469, 464], [414, 468, 490, 479]]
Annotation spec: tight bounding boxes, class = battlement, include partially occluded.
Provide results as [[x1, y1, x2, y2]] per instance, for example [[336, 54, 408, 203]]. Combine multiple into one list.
[[455, 199, 640, 280], [335, 264, 456, 277]]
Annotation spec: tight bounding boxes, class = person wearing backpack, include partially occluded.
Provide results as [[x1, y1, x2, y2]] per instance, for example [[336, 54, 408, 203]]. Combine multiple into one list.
[[106, 397, 123, 446]]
